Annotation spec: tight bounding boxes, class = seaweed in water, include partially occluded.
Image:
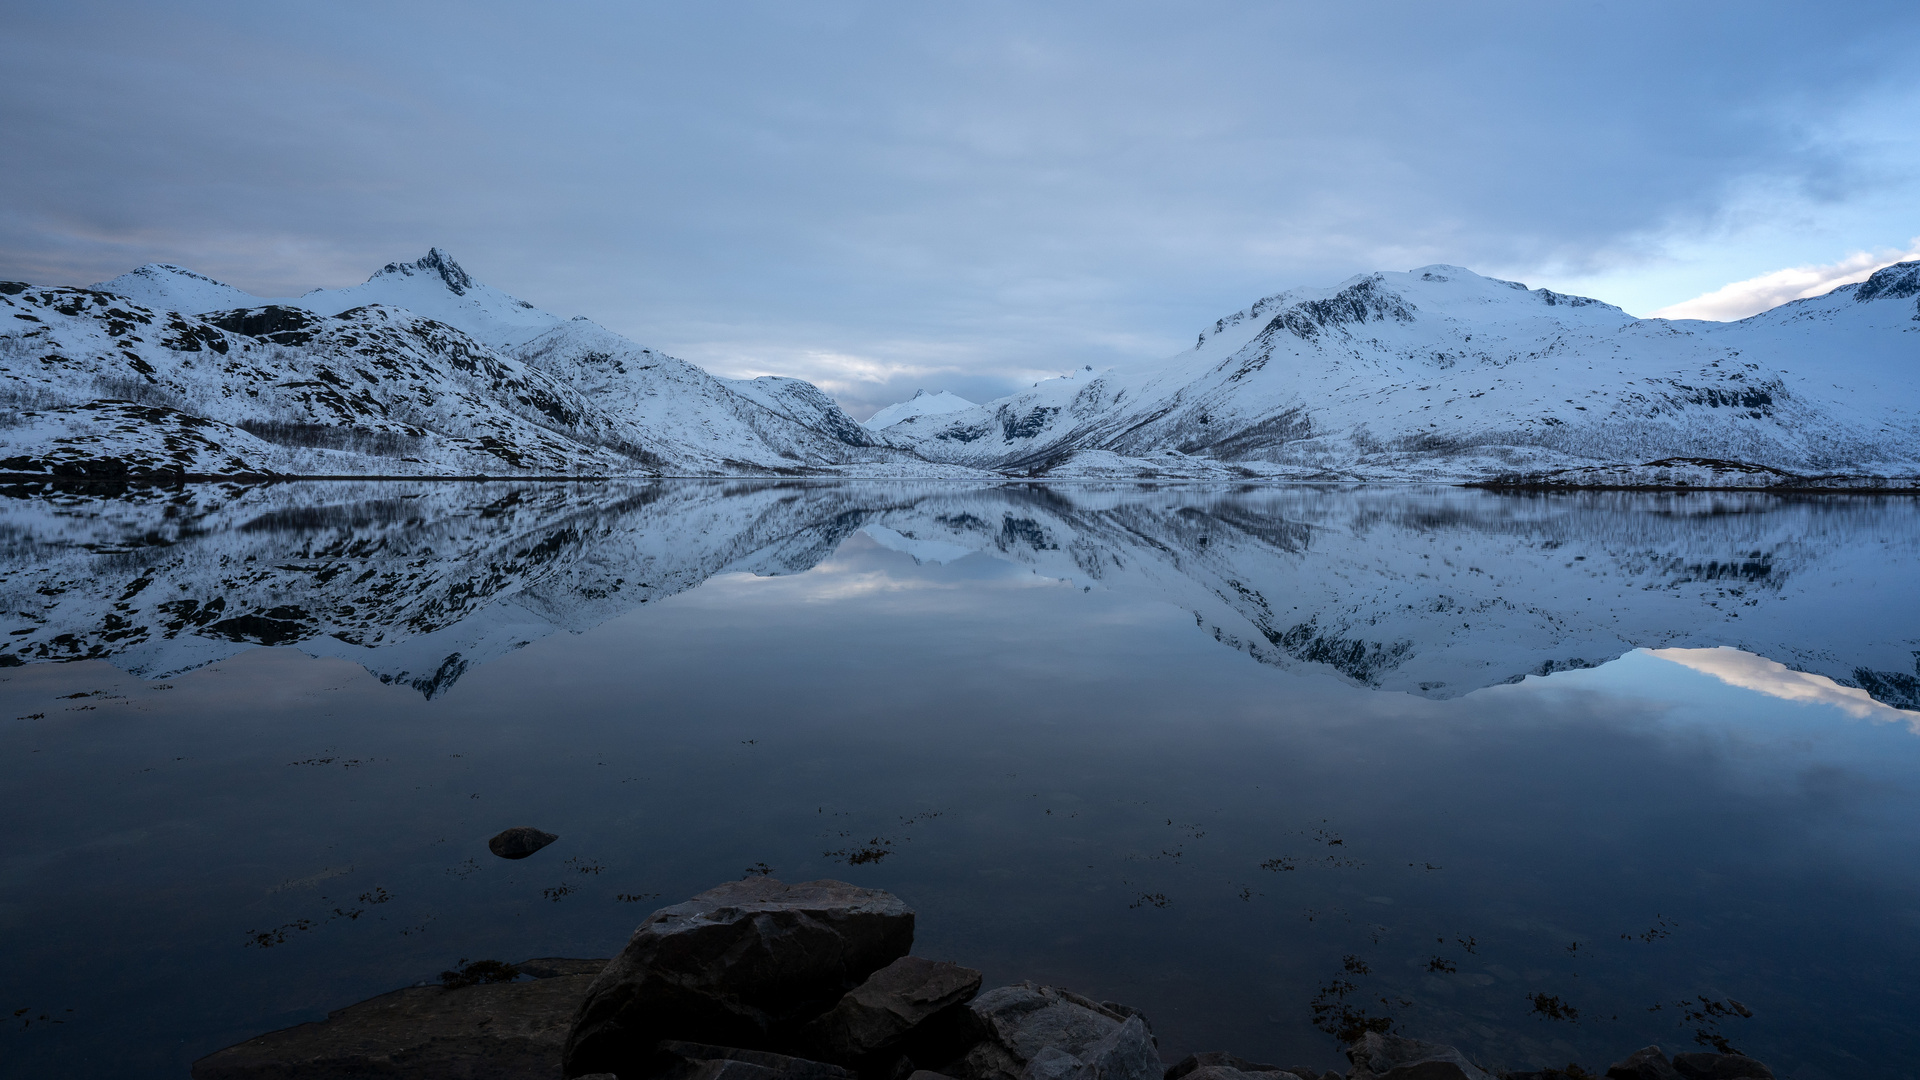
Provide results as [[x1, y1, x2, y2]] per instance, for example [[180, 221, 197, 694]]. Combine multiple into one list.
[[1528, 992, 1580, 1022]]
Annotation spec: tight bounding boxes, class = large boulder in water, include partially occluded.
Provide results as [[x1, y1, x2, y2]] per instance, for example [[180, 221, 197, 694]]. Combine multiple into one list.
[[563, 878, 915, 1078], [948, 983, 1160, 1080]]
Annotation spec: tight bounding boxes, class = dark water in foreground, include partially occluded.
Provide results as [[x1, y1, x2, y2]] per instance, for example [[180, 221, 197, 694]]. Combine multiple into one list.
[[2, 481, 1918, 1079]]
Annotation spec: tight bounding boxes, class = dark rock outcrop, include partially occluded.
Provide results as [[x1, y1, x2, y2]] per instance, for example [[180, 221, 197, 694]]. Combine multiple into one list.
[[1345, 1031, 1493, 1080], [803, 956, 983, 1066], [1165, 1052, 1325, 1080], [951, 983, 1159, 1080], [654, 1040, 858, 1080], [190, 957, 606, 1079], [490, 826, 560, 859], [563, 877, 915, 1079], [1670, 1053, 1772, 1080], [1604, 1047, 1683, 1080]]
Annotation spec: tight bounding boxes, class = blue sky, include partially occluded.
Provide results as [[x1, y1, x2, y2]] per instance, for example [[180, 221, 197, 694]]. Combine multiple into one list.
[[2, 1, 1917, 416]]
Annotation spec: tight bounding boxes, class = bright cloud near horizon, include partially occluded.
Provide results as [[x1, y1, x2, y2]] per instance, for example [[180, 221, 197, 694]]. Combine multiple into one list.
[[1651, 240, 1920, 321], [3, 1, 1918, 417]]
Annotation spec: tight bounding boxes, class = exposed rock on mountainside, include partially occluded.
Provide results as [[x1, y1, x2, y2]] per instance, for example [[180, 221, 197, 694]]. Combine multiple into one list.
[[888, 262, 1920, 481], [0, 253, 967, 478], [6, 253, 1915, 482]]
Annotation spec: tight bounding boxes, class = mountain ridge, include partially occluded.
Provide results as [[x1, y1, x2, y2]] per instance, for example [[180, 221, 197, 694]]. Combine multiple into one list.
[[2, 251, 969, 479], [8, 252, 1917, 483]]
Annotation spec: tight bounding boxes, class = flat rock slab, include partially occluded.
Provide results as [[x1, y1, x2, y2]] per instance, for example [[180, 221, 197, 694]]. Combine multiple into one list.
[[191, 958, 607, 1079], [490, 826, 559, 859], [565, 878, 915, 1079], [657, 1040, 858, 1080], [1670, 1054, 1773, 1080], [1346, 1032, 1492, 1080], [1606, 1047, 1685, 1080], [955, 984, 1158, 1080], [804, 955, 982, 1063], [1166, 1053, 1325, 1080]]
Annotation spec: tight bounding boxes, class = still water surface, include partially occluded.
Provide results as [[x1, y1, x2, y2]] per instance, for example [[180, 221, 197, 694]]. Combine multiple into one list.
[[2, 482, 1917, 1079]]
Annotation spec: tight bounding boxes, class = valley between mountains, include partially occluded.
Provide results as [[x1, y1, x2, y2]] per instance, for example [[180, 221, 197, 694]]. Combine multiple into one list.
[[2, 249, 1916, 484]]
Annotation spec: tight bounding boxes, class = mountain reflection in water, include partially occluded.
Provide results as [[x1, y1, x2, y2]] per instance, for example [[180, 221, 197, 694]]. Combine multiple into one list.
[[3, 480, 1917, 706], [4, 480, 1920, 1080]]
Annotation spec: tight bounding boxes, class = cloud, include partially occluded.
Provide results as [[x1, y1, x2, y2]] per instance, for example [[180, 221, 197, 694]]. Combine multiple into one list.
[[1647, 646, 1920, 730], [1648, 240, 1920, 321], [4, 2, 1920, 413]]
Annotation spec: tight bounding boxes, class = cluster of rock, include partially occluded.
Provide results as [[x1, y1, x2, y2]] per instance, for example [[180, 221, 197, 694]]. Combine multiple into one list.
[[191, 878, 1779, 1080]]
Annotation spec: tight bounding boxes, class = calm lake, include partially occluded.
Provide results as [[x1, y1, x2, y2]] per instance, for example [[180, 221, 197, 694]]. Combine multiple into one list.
[[2, 481, 1917, 1079]]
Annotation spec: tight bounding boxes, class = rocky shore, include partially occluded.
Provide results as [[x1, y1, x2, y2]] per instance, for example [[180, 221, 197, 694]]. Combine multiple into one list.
[[1466, 456, 1920, 493], [191, 878, 1780, 1080]]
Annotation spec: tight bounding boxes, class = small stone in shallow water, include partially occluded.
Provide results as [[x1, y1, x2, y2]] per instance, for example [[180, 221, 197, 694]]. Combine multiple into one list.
[[489, 826, 558, 859]]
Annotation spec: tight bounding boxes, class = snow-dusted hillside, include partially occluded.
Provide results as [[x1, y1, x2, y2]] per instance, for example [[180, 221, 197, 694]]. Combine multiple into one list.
[[864, 389, 976, 430], [893, 262, 1920, 481], [3, 481, 1915, 711], [12, 250, 1918, 481], [1, 250, 964, 478]]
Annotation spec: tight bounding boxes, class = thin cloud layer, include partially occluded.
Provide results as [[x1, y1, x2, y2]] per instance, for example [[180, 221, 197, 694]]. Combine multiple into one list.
[[3, 2, 1919, 410], [1650, 240, 1920, 321]]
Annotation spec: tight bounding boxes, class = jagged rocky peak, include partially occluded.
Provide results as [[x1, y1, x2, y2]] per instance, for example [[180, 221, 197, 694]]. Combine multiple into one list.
[[1855, 259, 1920, 303], [367, 247, 474, 295]]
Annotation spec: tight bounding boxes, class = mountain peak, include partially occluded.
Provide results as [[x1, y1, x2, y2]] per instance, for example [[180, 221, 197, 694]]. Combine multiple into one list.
[[1855, 260, 1920, 304], [368, 248, 473, 295]]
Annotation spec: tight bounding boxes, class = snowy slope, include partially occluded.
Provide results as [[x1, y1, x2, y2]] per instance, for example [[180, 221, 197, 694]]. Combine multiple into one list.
[[5, 251, 932, 477], [95, 249, 567, 350], [864, 389, 977, 430], [895, 263, 1920, 480], [47, 252, 1920, 481]]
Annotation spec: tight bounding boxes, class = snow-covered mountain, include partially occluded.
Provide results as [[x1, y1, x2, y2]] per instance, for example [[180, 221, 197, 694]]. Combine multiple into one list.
[[4, 481, 1915, 711], [0, 250, 969, 478], [890, 262, 1920, 481], [864, 389, 976, 430], [9, 251, 1917, 481]]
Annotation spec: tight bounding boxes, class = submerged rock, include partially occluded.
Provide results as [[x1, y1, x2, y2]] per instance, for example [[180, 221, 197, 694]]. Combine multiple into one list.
[[563, 877, 915, 1078], [490, 826, 560, 859], [1346, 1031, 1493, 1080], [190, 957, 606, 1079]]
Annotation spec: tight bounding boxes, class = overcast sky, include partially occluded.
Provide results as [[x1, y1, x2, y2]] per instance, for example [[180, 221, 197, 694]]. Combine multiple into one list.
[[3, 2, 1917, 417]]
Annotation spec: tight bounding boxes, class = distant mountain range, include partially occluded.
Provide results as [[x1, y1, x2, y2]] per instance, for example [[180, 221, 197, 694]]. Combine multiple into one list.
[[3, 250, 1916, 482]]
